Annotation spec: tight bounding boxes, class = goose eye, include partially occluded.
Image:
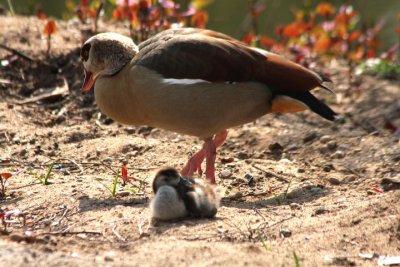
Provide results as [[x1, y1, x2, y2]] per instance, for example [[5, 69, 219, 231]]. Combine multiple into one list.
[[81, 43, 91, 61]]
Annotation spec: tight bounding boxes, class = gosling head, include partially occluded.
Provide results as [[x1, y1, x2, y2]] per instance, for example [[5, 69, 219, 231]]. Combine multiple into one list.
[[152, 167, 182, 193]]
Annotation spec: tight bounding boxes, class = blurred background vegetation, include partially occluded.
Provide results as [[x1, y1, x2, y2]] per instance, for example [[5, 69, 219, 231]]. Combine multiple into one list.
[[1, 0, 399, 50]]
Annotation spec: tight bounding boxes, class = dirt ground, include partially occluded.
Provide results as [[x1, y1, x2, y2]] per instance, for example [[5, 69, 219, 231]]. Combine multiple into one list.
[[0, 16, 399, 267]]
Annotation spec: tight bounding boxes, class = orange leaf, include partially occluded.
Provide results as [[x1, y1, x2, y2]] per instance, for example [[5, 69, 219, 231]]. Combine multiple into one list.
[[242, 33, 254, 44], [44, 20, 57, 36], [365, 49, 377, 59], [349, 31, 361, 43], [0, 172, 12, 180], [316, 2, 336, 17], [191, 11, 208, 29], [396, 25, 400, 35], [348, 46, 364, 61], [36, 8, 46, 20], [282, 22, 310, 38], [80, 0, 90, 8], [372, 187, 383, 193], [260, 35, 276, 48], [121, 165, 128, 179], [315, 36, 331, 52], [335, 7, 357, 25], [113, 9, 122, 20]]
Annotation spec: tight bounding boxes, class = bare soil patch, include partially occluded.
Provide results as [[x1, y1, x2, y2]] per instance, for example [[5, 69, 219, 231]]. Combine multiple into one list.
[[0, 16, 399, 267]]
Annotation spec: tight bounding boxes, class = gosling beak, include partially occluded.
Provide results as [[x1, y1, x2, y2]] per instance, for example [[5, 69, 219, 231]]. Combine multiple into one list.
[[81, 69, 95, 93]]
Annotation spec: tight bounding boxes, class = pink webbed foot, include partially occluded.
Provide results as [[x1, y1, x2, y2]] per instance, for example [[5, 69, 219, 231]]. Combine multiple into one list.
[[180, 130, 228, 184], [181, 148, 205, 177]]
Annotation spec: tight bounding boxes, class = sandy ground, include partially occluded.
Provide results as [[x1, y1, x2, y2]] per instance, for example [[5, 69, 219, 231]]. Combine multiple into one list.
[[0, 16, 399, 267]]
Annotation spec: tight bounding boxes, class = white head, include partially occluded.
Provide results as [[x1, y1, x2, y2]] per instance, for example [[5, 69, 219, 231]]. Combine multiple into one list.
[[80, 32, 138, 93]]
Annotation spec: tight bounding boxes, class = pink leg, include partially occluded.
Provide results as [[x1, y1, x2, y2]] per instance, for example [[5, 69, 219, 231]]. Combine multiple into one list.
[[204, 139, 217, 184], [181, 148, 205, 177], [180, 130, 228, 182]]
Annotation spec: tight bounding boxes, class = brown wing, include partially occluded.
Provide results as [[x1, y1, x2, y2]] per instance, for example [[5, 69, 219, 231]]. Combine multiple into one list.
[[134, 28, 324, 94]]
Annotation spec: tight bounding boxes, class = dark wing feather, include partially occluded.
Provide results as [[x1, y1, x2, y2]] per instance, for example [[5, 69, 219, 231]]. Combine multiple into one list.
[[133, 28, 325, 94]]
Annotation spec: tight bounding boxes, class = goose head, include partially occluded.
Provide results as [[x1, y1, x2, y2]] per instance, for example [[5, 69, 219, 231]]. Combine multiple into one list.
[[80, 32, 138, 93]]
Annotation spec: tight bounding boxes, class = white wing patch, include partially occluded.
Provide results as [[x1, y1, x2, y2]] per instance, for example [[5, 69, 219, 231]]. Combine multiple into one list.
[[162, 78, 210, 85]]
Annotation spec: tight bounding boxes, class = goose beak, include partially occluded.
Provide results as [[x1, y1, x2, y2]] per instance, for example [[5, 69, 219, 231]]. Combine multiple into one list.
[[81, 69, 95, 93]]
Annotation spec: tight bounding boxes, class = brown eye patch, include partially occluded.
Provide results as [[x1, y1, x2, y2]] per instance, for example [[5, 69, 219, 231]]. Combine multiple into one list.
[[80, 43, 91, 61]]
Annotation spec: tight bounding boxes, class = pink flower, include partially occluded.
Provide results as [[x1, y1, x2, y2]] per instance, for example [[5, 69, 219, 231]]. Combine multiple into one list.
[[116, 0, 139, 7], [159, 0, 177, 9]]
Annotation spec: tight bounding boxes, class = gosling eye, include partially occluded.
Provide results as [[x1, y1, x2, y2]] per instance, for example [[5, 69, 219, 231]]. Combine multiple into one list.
[[81, 43, 91, 62]]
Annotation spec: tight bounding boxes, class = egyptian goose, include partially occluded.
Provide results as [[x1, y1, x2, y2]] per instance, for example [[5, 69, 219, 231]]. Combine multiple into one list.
[[80, 28, 336, 184], [150, 167, 219, 220]]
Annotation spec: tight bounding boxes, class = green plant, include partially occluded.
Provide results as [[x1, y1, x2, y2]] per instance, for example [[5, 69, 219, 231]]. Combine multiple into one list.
[[32, 163, 55, 185], [97, 169, 119, 197], [273, 178, 292, 205], [256, 228, 270, 251], [293, 251, 301, 267], [124, 177, 148, 195]]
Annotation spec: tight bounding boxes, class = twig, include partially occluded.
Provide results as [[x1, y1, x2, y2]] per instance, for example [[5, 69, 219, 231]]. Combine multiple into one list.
[[56, 207, 70, 225], [38, 230, 102, 236], [44, 157, 84, 174], [253, 208, 268, 221], [0, 43, 58, 71], [94, 0, 105, 33], [6, 0, 15, 15], [266, 216, 295, 229], [137, 218, 151, 238], [247, 0, 260, 47], [112, 224, 127, 242], [15, 78, 69, 105], [252, 164, 290, 183], [224, 217, 250, 240]]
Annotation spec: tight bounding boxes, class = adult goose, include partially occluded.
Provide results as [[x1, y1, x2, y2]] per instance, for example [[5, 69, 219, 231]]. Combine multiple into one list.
[[80, 28, 336, 184]]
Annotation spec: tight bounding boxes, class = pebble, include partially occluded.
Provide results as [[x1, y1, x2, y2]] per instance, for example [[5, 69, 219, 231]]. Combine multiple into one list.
[[289, 203, 301, 210], [124, 127, 136, 134], [286, 189, 302, 199], [286, 143, 299, 151], [310, 187, 322, 194], [323, 164, 334, 172], [280, 228, 292, 238], [327, 140, 337, 150], [117, 191, 130, 197], [332, 150, 345, 159], [237, 152, 249, 159], [343, 175, 357, 183], [313, 207, 328, 216], [303, 132, 318, 143], [269, 142, 284, 153], [297, 168, 305, 173], [102, 157, 113, 163], [320, 135, 333, 144], [220, 169, 232, 179], [328, 177, 341, 185], [228, 189, 243, 200], [245, 174, 255, 185]]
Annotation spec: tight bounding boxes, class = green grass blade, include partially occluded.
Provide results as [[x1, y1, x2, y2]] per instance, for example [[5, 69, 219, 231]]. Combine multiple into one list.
[[111, 170, 119, 197], [293, 251, 301, 267], [31, 171, 45, 185], [44, 163, 55, 185], [97, 179, 113, 195], [256, 228, 270, 251]]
